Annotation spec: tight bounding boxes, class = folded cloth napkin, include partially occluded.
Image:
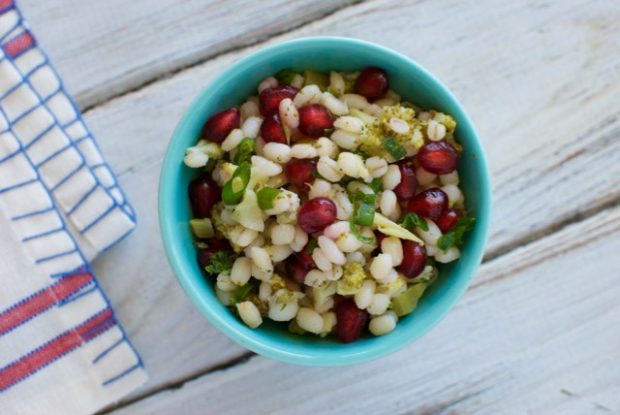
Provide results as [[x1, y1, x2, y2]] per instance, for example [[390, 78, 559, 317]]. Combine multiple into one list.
[[0, 2, 147, 413]]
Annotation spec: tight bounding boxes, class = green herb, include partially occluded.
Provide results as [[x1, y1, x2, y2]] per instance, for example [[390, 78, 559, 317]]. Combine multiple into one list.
[[349, 190, 377, 204], [382, 136, 406, 160], [369, 177, 383, 193], [204, 251, 236, 275], [437, 216, 476, 251], [222, 162, 251, 205], [305, 238, 318, 254], [233, 138, 255, 165], [354, 201, 375, 226], [274, 69, 298, 85], [401, 213, 429, 232], [349, 221, 376, 245], [230, 283, 256, 305], [280, 301, 288, 311], [256, 187, 280, 210]]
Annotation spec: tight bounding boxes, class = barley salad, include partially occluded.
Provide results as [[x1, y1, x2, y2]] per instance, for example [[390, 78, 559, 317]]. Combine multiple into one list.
[[183, 67, 475, 343]]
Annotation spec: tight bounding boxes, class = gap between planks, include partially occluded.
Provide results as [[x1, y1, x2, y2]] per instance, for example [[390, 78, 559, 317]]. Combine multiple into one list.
[[100, 200, 620, 414], [80, 0, 367, 113]]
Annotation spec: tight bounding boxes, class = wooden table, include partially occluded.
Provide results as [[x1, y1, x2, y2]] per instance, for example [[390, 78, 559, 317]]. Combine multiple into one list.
[[19, 0, 620, 413]]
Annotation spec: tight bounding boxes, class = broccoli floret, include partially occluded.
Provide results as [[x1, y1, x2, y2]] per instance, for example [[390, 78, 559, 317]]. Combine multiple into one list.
[[211, 202, 234, 239], [337, 262, 368, 295]]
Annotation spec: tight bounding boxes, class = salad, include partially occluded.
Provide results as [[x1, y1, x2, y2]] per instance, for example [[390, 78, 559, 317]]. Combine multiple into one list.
[[183, 67, 474, 343]]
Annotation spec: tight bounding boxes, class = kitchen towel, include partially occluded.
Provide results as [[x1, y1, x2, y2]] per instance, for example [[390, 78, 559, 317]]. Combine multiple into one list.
[[0, 1, 147, 414]]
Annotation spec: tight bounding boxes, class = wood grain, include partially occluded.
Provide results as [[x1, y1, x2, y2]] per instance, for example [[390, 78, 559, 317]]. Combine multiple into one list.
[[77, 0, 620, 403], [18, 0, 359, 108], [109, 206, 620, 415]]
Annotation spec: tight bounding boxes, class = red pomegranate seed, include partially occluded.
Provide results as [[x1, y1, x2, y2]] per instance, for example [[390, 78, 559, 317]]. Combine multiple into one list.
[[400, 241, 427, 279], [355, 67, 389, 101], [296, 243, 317, 269], [417, 142, 459, 175], [297, 197, 337, 234], [201, 107, 240, 143], [436, 208, 460, 233], [334, 298, 369, 343], [298, 104, 334, 138], [260, 113, 287, 144], [188, 177, 221, 218], [284, 158, 317, 189], [393, 160, 417, 201], [286, 257, 309, 284], [407, 188, 448, 221], [259, 85, 298, 116]]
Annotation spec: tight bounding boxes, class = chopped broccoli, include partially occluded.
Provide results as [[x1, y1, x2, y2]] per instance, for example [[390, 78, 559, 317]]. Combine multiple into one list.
[[337, 262, 368, 295], [312, 281, 337, 308]]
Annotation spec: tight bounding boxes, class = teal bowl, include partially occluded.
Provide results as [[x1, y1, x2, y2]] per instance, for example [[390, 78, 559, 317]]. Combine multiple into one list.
[[159, 37, 491, 366]]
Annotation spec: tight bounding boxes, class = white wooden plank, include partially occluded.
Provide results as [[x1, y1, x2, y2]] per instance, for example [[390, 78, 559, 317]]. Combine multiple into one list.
[[82, 0, 620, 401], [17, 0, 359, 108], [109, 205, 620, 415]]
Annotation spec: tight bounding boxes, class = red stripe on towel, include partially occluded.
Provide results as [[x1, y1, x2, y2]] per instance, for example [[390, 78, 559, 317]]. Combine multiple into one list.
[[3, 32, 35, 58], [0, 308, 114, 391], [0, 272, 93, 336]]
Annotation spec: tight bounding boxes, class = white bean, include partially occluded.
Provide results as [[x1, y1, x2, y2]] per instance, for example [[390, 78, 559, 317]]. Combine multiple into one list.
[[309, 178, 332, 199], [440, 171, 460, 185], [279, 98, 299, 128], [416, 219, 442, 246], [388, 117, 410, 134], [381, 237, 403, 266], [314, 296, 334, 314], [183, 150, 208, 168], [258, 282, 272, 301], [318, 236, 346, 265], [221, 128, 245, 152], [296, 307, 324, 334], [312, 248, 333, 272], [290, 226, 309, 252], [416, 166, 437, 186], [321, 311, 337, 335], [333, 190, 353, 220], [370, 253, 394, 281], [263, 142, 291, 164], [336, 233, 363, 253], [268, 297, 298, 321], [323, 221, 350, 240], [435, 246, 461, 263], [329, 71, 345, 96], [442, 184, 463, 207], [365, 156, 388, 178], [367, 293, 390, 315], [230, 257, 252, 285], [251, 155, 282, 176], [258, 76, 278, 93], [237, 301, 263, 328], [346, 181, 374, 195], [341, 93, 369, 110], [321, 92, 349, 115], [369, 311, 398, 336], [331, 129, 359, 150], [346, 251, 366, 265], [235, 228, 258, 248], [315, 136, 339, 158], [338, 152, 370, 181], [290, 73, 304, 89], [366, 103, 382, 117], [270, 244, 293, 262], [317, 156, 344, 182], [427, 120, 446, 141], [270, 223, 295, 245], [380, 190, 398, 218], [216, 273, 236, 292], [241, 116, 263, 138], [251, 263, 272, 281], [294, 85, 322, 107], [290, 144, 317, 159], [354, 279, 376, 309], [334, 116, 364, 134], [249, 246, 273, 273], [216, 287, 233, 305], [382, 164, 401, 190], [305, 269, 328, 287]]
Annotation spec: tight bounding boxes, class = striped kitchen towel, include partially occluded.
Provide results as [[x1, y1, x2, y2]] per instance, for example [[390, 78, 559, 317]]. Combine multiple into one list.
[[0, 2, 147, 414]]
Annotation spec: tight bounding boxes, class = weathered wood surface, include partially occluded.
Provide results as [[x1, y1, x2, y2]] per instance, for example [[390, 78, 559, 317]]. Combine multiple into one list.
[[14, 0, 620, 412], [110, 206, 620, 414], [19, 0, 359, 108]]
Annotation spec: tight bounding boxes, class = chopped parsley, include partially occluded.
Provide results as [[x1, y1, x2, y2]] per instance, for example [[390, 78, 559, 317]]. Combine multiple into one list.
[[204, 251, 236, 275], [437, 216, 476, 251], [401, 213, 429, 232]]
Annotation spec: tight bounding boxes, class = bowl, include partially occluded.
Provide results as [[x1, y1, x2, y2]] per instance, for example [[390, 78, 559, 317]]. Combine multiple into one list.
[[159, 37, 492, 366]]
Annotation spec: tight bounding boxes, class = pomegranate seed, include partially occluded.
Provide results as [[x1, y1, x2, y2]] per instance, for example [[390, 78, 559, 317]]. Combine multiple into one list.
[[259, 85, 298, 116], [260, 113, 287, 144], [400, 241, 427, 279], [298, 104, 334, 138], [286, 257, 309, 284], [284, 158, 317, 189], [197, 238, 231, 269], [297, 243, 317, 269], [407, 188, 448, 221], [355, 67, 389, 101], [188, 177, 221, 218], [297, 197, 337, 234], [417, 142, 459, 175], [334, 298, 369, 343], [201, 107, 240, 143], [393, 160, 417, 201], [436, 208, 460, 233]]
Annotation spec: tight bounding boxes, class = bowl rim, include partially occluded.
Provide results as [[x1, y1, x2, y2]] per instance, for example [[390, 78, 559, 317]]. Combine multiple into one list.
[[159, 36, 492, 366]]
